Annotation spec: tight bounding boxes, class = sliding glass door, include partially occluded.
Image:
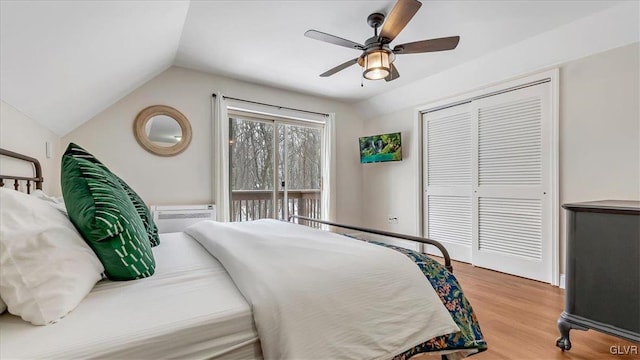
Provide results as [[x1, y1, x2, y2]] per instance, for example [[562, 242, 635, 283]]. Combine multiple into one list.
[[229, 114, 323, 223]]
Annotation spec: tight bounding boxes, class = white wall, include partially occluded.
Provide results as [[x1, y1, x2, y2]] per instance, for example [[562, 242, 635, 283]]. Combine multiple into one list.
[[0, 100, 61, 195], [361, 43, 640, 274], [559, 43, 640, 203], [362, 107, 419, 234], [62, 66, 364, 225]]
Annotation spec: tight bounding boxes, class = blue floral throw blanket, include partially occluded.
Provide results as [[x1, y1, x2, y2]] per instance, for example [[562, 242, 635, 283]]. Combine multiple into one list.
[[368, 241, 488, 359]]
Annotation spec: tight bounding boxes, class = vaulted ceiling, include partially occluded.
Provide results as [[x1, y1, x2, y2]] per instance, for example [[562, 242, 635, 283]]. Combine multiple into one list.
[[0, 0, 623, 136]]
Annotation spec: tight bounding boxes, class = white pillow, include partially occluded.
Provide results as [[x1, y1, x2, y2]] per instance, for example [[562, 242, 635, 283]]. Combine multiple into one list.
[[0, 295, 6, 314], [0, 262, 3, 313], [31, 189, 67, 215], [0, 188, 104, 325]]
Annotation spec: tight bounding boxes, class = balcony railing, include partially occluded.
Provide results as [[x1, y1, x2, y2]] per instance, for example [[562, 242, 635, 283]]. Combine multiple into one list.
[[231, 189, 321, 223]]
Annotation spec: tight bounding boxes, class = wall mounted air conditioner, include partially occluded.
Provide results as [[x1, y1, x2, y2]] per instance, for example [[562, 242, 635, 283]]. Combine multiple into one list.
[[150, 204, 216, 233]]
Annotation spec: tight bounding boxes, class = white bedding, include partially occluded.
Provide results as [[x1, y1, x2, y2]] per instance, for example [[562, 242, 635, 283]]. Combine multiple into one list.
[[186, 219, 459, 360], [0, 232, 261, 360]]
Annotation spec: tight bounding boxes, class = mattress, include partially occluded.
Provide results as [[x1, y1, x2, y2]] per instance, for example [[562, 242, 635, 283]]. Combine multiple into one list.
[[0, 232, 261, 360]]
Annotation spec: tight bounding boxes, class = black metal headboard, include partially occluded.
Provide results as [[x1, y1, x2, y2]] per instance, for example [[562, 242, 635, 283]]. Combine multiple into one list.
[[0, 148, 43, 193]]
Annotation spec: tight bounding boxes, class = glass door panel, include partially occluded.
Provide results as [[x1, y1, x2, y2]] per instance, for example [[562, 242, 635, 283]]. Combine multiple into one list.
[[276, 124, 285, 220], [229, 117, 275, 222], [285, 124, 322, 224]]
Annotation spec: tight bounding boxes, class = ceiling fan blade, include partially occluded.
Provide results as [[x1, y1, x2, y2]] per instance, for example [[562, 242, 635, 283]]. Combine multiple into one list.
[[379, 0, 422, 43], [320, 58, 359, 77], [393, 36, 460, 54], [305, 30, 364, 50], [385, 63, 400, 82]]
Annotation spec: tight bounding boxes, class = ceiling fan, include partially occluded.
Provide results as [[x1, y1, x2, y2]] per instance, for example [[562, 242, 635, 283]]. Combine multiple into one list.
[[304, 0, 460, 82]]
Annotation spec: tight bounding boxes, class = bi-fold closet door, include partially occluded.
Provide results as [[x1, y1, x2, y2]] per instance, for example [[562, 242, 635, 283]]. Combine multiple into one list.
[[423, 82, 552, 282]]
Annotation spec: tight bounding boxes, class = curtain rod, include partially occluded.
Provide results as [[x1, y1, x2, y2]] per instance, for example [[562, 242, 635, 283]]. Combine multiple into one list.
[[212, 93, 329, 117]]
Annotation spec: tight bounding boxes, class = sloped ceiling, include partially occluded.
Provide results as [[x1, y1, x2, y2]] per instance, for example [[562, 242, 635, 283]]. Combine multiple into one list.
[[0, 1, 189, 135], [0, 0, 623, 136]]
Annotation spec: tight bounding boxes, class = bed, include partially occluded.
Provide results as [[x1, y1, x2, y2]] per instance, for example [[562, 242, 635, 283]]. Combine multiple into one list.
[[0, 147, 486, 360]]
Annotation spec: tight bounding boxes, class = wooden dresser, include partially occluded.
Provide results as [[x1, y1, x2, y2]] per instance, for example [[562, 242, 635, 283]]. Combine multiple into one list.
[[556, 200, 640, 351]]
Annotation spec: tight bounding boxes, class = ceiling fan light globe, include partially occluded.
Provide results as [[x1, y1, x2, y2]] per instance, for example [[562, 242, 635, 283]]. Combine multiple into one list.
[[363, 50, 391, 80], [364, 68, 390, 80]]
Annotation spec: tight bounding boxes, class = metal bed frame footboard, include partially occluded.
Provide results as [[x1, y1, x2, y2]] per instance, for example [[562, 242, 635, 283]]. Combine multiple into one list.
[[289, 215, 453, 273], [0, 148, 43, 193]]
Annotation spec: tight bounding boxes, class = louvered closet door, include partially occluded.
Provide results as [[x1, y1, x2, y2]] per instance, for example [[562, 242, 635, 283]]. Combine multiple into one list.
[[423, 104, 473, 262], [471, 83, 552, 282]]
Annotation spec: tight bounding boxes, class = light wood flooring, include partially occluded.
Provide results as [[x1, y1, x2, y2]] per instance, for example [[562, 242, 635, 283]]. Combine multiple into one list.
[[421, 259, 638, 360]]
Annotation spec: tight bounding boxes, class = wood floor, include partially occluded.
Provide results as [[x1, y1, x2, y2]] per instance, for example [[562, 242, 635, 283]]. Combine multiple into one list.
[[428, 260, 638, 360]]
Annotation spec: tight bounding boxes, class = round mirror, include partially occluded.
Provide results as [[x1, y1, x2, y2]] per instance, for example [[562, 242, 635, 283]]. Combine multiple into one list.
[[134, 105, 192, 156]]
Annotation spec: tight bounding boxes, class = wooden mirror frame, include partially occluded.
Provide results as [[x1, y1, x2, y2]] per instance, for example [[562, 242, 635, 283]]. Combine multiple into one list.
[[134, 105, 192, 156]]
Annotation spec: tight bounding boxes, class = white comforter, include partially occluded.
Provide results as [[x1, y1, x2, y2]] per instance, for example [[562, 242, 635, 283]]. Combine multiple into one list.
[[185, 220, 459, 360]]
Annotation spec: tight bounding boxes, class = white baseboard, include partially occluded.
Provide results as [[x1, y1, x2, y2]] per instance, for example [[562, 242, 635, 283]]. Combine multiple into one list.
[[559, 274, 566, 289]]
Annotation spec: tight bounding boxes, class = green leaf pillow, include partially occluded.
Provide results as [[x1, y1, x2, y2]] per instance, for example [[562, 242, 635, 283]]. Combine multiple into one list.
[[62, 155, 155, 280], [63, 143, 159, 247]]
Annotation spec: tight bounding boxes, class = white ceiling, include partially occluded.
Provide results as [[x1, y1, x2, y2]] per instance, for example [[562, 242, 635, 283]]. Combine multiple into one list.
[[0, 0, 623, 136], [0, 1, 189, 135]]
